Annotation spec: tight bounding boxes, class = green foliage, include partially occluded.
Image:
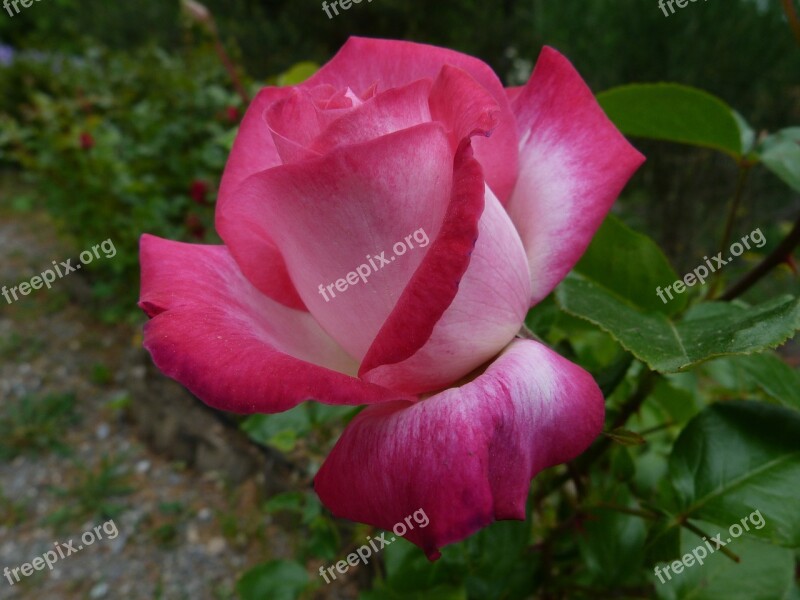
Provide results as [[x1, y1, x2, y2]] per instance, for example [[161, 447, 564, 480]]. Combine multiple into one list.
[[574, 214, 688, 315], [669, 402, 800, 547], [236, 560, 310, 600], [557, 274, 800, 372], [263, 491, 340, 562], [597, 84, 744, 158], [242, 402, 358, 454], [0, 45, 241, 319], [0, 332, 46, 362], [0, 393, 77, 459], [654, 523, 796, 600]]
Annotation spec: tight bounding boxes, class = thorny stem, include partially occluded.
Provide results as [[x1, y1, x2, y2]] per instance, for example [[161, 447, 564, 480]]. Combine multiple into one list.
[[721, 212, 800, 300]]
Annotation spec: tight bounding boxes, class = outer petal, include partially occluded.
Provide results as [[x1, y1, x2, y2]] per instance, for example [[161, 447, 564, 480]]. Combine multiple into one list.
[[505, 47, 645, 305], [139, 235, 412, 413], [302, 37, 519, 202], [235, 123, 455, 361], [315, 339, 605, 559], [216, 87, 306, 309]]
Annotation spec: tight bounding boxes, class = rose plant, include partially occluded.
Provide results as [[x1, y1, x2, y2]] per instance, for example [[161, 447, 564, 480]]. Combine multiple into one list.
[[138, 36, 645, 559]]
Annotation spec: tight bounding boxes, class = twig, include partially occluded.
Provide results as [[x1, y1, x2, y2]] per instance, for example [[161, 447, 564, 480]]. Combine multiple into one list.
[[782, 0, 800, 46], [720, 212, 800, 300], [707, 165, 751, 298]]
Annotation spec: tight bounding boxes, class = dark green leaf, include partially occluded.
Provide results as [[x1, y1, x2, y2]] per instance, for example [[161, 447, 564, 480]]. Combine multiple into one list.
[[669, 401, 800, 546], [654, 521, 795, 600], [578, 504, 647, 586], [597, 84, 743, 158], [575, 215, 687, 314], [555, 273, 800, 372]]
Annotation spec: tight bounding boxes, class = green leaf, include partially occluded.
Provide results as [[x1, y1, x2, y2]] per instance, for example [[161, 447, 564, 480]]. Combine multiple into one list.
[[277, 61, 319, 86], [380, 537, 467, 595], [597, 83, 743, 158], [264, 491, 305, 515], [654, 522, 795, 600], [236, 560, 309, 600], [707, 353, 800, 411], [555, 273, 800, 372], [578, 504, 647, 586], [241, 405, 311, 452], [575, 215, 687, 314], [361, 585, 467, 600], [650, 376, 704, 424], [732, 111, 757, 156], [669, 401, 800, 546], [758, 128, 800, 192]]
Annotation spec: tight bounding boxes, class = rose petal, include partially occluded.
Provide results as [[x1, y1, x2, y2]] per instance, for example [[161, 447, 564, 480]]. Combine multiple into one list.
[[215, 87, 306, 309], [266, 89, 326, 164], [303, 37, 519, 201], [310, 79, 433, 154], [315, 339, 605, 559], [506, 47, 645, 305], [429, 64, 501, 147], [361, 181, 531, 393], [235, 123, 455, 360], [139, 235, 411, 413]]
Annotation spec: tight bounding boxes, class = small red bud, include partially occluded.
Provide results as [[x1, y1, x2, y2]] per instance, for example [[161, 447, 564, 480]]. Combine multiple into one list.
[[189, 179, 210, 205], [79, 132, 95, 150]]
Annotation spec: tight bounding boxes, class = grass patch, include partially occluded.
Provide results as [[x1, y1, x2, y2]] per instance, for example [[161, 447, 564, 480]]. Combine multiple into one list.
[[0, 332, 45, 362], [0, 393, 77, 459], [46, 455, 133, 527]]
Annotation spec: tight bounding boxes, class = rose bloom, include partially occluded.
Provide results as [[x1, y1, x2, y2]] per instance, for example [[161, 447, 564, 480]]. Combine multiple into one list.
[[139, 37, 644, 559]]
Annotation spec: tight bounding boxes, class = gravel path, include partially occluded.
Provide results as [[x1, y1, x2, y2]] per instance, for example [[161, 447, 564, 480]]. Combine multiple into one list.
[[0, 209, 296, 599]]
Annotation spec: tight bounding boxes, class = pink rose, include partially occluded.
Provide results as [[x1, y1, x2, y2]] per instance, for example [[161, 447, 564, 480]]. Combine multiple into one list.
[[139, 38, 644, 559]]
